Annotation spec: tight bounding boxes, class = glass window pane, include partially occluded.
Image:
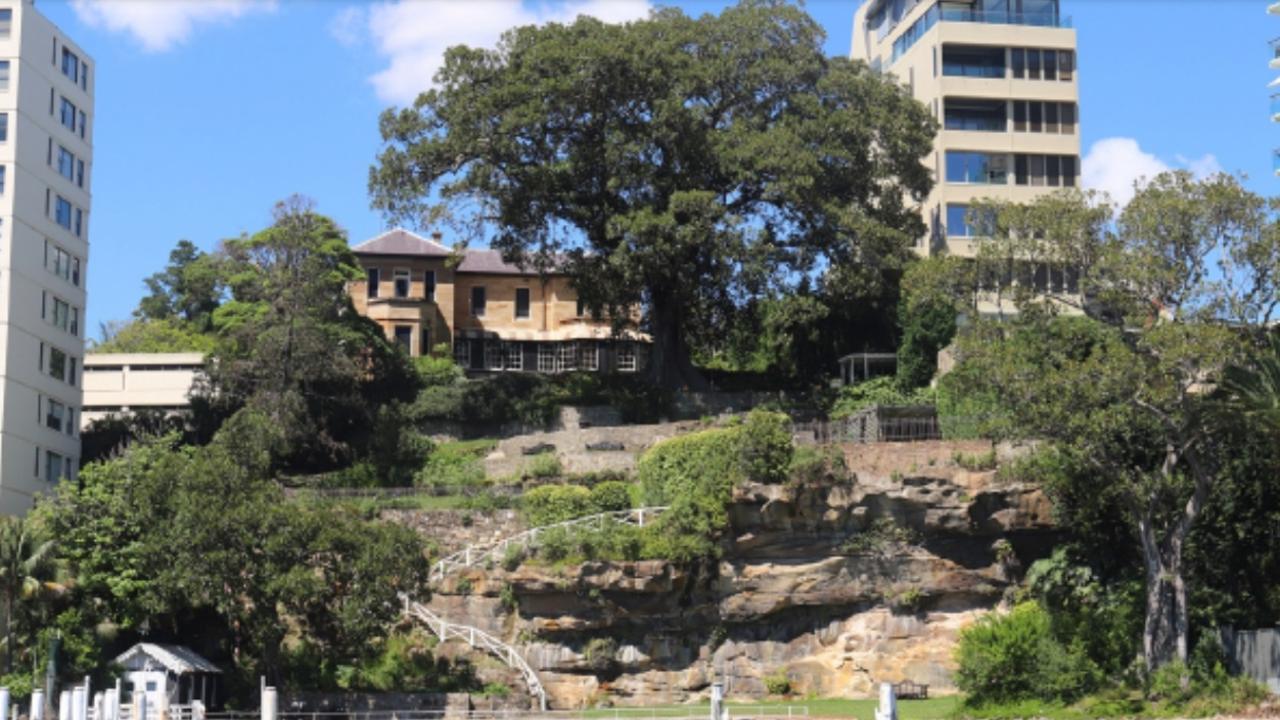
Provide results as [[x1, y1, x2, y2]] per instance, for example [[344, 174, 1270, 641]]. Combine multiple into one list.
[[1059, 50, 1074, 81], [1026, 48, 1041, 79], [1011, 48, 1024, 79], [1042, 47, 1057, 80], [1029, 102, 1043, 132]]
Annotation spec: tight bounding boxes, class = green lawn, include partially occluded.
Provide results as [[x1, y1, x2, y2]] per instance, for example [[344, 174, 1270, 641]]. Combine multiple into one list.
[[578, 697, 961, 720]]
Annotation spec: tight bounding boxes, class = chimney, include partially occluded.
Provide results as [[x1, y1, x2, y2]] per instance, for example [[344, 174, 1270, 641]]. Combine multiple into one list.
[[431, 231, 444, 242]]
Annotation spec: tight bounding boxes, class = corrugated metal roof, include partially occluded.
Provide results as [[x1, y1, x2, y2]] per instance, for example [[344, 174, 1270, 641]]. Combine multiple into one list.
[[351, 228, 452, 257], [115, 643, 222, 674]]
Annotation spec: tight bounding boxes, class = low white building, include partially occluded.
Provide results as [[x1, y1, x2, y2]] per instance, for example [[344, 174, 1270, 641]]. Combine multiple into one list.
[[81, 353, 203, 428], [114, 642, 222, 710]]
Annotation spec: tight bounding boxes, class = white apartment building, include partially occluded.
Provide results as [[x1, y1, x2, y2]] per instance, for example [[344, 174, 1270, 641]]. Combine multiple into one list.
[[0, 1, 92, 514], [81, 353, 204, 428], [852, 0, 1080, 266]]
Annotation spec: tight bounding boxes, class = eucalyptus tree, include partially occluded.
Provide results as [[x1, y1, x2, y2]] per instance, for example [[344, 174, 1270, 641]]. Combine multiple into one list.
[[368, 0, 936, 388]]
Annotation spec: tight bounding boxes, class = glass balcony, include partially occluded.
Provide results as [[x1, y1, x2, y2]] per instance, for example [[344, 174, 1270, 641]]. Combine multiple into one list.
[[939, 6, 1072, 29]]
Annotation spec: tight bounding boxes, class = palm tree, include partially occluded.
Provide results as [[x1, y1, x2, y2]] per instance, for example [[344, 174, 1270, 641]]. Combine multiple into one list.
[[1221, 332, 1280, 435], [0, 516, 60, 674]]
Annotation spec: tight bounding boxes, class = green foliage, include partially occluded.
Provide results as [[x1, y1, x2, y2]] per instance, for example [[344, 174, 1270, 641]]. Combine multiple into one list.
[[840, 517, 919, 557], [583, 637, 618, 671], [480, 682, 511, 698], [738, 409, 795, 484], [788, 445, 849, 485], [370, 1, 936, 386], [522, 452, 562, 480], [830, 376, 934, 420], [955, 602, 1101, 705], [896, 257, 966, 391], [952, 448, 997, 472], [523, 485, 593, 526], [414, 439, 495, 489], [587, 481, 633, 514], [91, 318, 217, 354], [763, 670, 792, 696]]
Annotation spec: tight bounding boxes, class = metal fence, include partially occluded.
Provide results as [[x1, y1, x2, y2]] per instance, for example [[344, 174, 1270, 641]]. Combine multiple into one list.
[[795, 408, 991, 445], [207, 708, 810, 720], [281, 485, 522, 500]]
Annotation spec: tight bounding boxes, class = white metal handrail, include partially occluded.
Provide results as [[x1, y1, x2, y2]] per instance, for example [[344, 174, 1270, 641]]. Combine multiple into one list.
[[403, 599, 548, 712], [430, 507, 669, 582]]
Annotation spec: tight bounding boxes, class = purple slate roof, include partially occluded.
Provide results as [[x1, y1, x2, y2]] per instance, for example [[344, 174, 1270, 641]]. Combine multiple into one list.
[[455, 249, 567, 275], [351, 228, 452, 257]]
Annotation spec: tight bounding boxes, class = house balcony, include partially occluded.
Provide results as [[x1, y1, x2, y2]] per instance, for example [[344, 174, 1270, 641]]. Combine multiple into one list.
[[938, 5, 1071, 28]]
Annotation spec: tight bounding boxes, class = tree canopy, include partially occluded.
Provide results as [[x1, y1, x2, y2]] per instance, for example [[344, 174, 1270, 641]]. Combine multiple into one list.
[[369, 0, 936, 387]]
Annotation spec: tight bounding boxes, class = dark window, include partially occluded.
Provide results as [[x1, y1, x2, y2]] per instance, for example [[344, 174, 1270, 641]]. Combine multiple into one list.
[[1011, 48, 1025, 79], [1044, 102, 1059, 133], [424, 271, 436, 301], [1015, 154, 1029, 185], [1028, 155, 1045, 186], [1046, 155, 1061, 186], [366, 268, 379, 299], [1060, 103, 1076, 134], [1061, 155, 1078, 187], [1013, 101, 1027, 132], [515, 288, 531, 319], [393, 269, 410, 298], [1029, 101, 1043, 132], [1059, 50, 1074, 81], [576, 298, 586, 318], [420, 327, 431, 356], [471, 286, 486, 317], [946, 151, 1008, 184], [393, 326, 412, 353], [1026, 48, 1040, 79], [1042, 49, 1057, 80], [942, 45, 1005, 78], [944, 99, 1006, 132]]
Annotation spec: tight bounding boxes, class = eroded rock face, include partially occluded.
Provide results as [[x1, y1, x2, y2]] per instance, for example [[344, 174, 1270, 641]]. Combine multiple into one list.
[[421, 441, 1057, 708]]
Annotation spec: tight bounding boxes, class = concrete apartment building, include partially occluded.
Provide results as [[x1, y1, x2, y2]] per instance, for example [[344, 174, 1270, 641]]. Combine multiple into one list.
[[351, 229, 646, 374], [0, 1, 92, 514], [80, 353, 205, 429], [851, 0, 1079, 270]]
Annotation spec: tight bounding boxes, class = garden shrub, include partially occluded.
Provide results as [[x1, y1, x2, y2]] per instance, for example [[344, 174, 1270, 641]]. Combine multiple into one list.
[[588, 481, 633, 513], [763, 670, 792, 696], [414, 439, 495, 488], [830, 376, 934, 420], [788, 445, 848, 484], [738, 409, 794, 483], [523, 452, 562, 480], [523, 484, 592, 526], [955, 601, 1100, 705], [583, 637, 618, 671], [536, 525, 572, 562]]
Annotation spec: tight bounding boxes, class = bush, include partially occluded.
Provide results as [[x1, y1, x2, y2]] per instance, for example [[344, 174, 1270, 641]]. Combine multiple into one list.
[[897, 297, 958, 391], [536, 525, 572, 562], [788, 445, 848, 484], [738, 409, 794, 483], [588, 481, 633, 513], [523, 484, 592, 526], [953, 448, 997, 471], [583, 637, 618, 671], [414, 439, 495, 489], [523, 452, 562, 480], [955, 601, 1100, 705], [830, 376, 934, 420], [763, 670, 792, 696]]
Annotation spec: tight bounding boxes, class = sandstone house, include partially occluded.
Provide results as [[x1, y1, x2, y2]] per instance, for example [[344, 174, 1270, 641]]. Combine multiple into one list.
[[350, 229, 646, 374]]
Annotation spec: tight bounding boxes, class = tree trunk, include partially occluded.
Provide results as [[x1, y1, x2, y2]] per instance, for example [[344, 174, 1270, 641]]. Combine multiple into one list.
[[1139, 512, 1183, 671], [646, 292, 709, 391]]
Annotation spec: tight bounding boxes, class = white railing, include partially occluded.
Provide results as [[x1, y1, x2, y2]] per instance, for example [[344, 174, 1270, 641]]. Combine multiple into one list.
[[430, 507, 669, 582], [403, 600, 548, 712]]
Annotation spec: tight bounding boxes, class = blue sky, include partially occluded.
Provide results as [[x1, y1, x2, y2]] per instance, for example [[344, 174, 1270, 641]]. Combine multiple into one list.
[[38, 0, 1278, 334]]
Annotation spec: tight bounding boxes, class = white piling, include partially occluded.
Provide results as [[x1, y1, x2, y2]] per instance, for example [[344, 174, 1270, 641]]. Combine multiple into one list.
[[113, 680, 122, 720], [93, 692, 103, 720], [260, 687, 276, 720], [709, 682, 723, 720], [31, 690, 45, 720], [58, 691, 70, 720], [135, 695, 146, 720], [155, 690, 167, 720], [71, 687, 85, 720], [875, 682, 897, 720], [191, 701, 205, 720], [1, 686, 11, 720], [102, 691, 114, 720]]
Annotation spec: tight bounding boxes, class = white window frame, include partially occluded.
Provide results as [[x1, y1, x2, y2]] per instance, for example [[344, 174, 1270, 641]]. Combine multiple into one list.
[[558, 342, 577, 372], [484, 340, 503, 371], [617, 343, 637, 373], [503, 341, 523, 371], [579, 342, 599, 372], [537, 344, 557, 373], [393, 268, 411, 298], [453, 339, 470, 368]]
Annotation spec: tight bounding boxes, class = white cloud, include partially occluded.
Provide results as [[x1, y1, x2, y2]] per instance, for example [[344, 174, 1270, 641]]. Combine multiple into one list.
[[328, 6, 366, 48], [356, 0, 651, 106], [71, 0, 276, 53], [1082, 137, 1223, 208]]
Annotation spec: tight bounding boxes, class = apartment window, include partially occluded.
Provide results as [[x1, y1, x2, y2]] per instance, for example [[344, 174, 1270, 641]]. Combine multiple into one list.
[[78, 110, 86, 139], [1015, 154, 1079, 187], [45, 398, 67, 433], [579, 342, 599, 372], [46, 241, 80, 285], [62, 48, 81, 84], [1029, 102, 1042, 132], [537, 343, 556, 373], [514, 288, 531, 319], [1061, 156, 1078, 187], [47, 346, 68, 382], [424, 270, 436, 302], [393, 325, 412, 353], [58, 147, 75, 181], [558, 342, 578, 372], [484, 341, 503, 371], [77, 159, 85, 188], [1012, 101, 1076, 134], [0, 9, 11, 39], [0, 114, 7, 142], [504, 341, 523, 371], [54, 196, 72, 230], [1044, 103, 1059, 133], [81, 65, 88, 91], [393, 268, 410, 298], [0, 61, 9, 92], [453, 340, 470, 368], [945, 151, 1008, 184], [941, 45, 1005, 78], [60, 98, 76, 132], [366, 268, 379, 298], [0, 166, 6, 195], [945, 204, 993, 238], [1028, 155, 1045, 186], [1043, 49, 1057, 80], [943, 99, 1006, 132], [1046, 155, 1061, 187], [1060, 103, 1076, 134], [1058, 50, 1074, 81], [45, 293, 77, 335], [471, 286, 486, 317], [1011, 48, 1024, 78], [46, 451, 67, 483], [420, 327, 431, 356], [616, 344, 638, 373]]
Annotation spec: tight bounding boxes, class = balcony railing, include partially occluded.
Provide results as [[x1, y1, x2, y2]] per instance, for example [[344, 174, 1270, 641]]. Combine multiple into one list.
[[939, 7, 1072, 28]]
